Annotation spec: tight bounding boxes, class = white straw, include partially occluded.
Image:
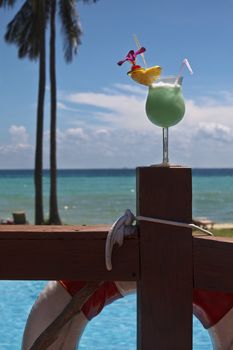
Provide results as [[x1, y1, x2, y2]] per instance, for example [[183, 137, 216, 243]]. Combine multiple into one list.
[[175, 58, 193, 84], [133, 33, 147, 68]]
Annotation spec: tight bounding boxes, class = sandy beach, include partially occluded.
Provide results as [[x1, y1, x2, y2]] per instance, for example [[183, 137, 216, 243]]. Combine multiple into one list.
[[212, 223, 233, 230]]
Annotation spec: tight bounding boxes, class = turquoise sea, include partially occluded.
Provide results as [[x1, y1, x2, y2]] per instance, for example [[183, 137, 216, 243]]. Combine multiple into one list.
[[1, 168, 233, 349]]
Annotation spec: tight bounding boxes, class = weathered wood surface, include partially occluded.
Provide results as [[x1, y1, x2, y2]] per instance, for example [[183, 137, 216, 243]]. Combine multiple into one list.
[[194, 235, 233, 292], [137, 167, 193, 350], [0, 225, 139, 281]]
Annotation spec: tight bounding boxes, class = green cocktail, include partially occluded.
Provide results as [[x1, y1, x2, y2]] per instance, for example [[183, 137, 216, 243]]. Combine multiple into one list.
[[146, 79, 185, 127], [145, 76, 185, 165]]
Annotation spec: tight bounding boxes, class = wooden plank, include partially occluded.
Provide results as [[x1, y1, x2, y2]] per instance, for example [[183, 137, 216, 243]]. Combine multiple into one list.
[[0, 224, 110, 237], [194, 235, 233, 292], [0, 225, 139, 281], [137, 167, 193, 350]]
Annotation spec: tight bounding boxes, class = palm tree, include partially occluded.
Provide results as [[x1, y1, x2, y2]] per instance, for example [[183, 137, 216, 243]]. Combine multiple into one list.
[[2, 0, 49, 224], [34, 0, 46, 224], [48, 0, 97, 224], [48, 0, 82, 224], [49, 0, 60, 224]]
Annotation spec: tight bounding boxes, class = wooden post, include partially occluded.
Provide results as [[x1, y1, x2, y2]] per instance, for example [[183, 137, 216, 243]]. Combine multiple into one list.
[[137, 166, 193, 350]]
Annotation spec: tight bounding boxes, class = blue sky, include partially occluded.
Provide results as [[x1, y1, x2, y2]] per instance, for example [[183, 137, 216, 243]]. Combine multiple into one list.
[[0, 0, 233, 168]]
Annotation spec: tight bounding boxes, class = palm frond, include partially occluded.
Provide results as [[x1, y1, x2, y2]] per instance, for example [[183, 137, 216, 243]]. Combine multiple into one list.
[[0, 0, 17, 8], [59, 0, 82, 62], [4, 0, 49, 60]]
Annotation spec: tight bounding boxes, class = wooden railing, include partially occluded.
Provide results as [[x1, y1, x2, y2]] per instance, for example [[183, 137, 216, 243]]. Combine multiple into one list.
[[0, 166, 233, 349], [0, 225, 139, 281]]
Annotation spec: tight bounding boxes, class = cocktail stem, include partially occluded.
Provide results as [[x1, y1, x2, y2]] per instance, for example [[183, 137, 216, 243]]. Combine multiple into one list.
[[162, 127, 169, 165]]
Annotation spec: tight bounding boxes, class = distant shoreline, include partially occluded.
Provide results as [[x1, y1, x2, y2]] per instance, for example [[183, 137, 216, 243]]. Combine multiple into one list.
[[211, 223, 233, 230]]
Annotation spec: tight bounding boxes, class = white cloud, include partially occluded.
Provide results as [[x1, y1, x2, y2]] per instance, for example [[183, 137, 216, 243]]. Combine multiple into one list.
[[196, 122, 233, 143], [0, 125, 33, 168], [184, 99, 233, 128], [67, 91, 141, 110], [1, 85, 233, 168], [53, 84, 233, 167], [64, 87, 150, 130], [57, 102, 80, 113], [63, 85, 233, 133], [56, 127, 161, 168], [65, 128, 88, 140], [58, 128, 89, 143], [0, 125, 31, 154], [9, 125, 29, 145], [113, 83, 146, 95]]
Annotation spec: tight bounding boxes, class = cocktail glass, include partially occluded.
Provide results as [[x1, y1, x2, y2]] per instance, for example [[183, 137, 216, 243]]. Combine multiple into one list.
[[145, 76, 185, 166]]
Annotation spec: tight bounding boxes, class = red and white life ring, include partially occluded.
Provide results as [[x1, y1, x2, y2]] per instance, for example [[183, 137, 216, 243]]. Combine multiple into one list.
[[193, 289, 233, 350], [22, 280, 135, 350], [22, 280, 233, 350]]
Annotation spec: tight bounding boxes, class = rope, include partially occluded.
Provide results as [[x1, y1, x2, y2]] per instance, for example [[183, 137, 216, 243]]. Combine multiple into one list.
[[105, 209, 137, 271], [105, 209, 213, 271], [137, 215, 213, 235]]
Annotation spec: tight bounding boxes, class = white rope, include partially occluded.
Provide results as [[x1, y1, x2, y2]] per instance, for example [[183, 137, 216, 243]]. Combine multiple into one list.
[[137, 215, 213, 236], [105, 209, 213, 271]]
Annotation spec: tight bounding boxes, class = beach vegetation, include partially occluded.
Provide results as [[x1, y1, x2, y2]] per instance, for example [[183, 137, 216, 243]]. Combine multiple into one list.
[[212, 228, 233, 237], [193, 228, 233, 238]]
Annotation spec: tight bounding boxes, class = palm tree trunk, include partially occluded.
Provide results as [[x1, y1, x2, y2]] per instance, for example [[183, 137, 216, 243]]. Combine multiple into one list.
[[49, 0, 61, 224], [34, 0, 46, 225]]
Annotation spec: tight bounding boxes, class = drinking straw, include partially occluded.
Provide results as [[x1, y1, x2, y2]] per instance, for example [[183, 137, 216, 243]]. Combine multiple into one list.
[[133, 34, 147, 68], [175, 58, 193, 84]]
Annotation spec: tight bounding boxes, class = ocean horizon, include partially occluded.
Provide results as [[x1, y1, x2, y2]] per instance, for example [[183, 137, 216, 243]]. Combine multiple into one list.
[[0, 167, 233, 225], [0, 166, 233, 170]]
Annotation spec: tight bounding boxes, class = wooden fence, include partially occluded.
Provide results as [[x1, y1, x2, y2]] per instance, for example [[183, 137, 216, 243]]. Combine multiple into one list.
[[0, 167, 233, 349]]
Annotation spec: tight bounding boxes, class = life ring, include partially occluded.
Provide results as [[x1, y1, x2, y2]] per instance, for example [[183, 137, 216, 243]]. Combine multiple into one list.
[[22, 281, 233, 350], [22, 280, 135, 350], [193, 289, 233, 350]]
